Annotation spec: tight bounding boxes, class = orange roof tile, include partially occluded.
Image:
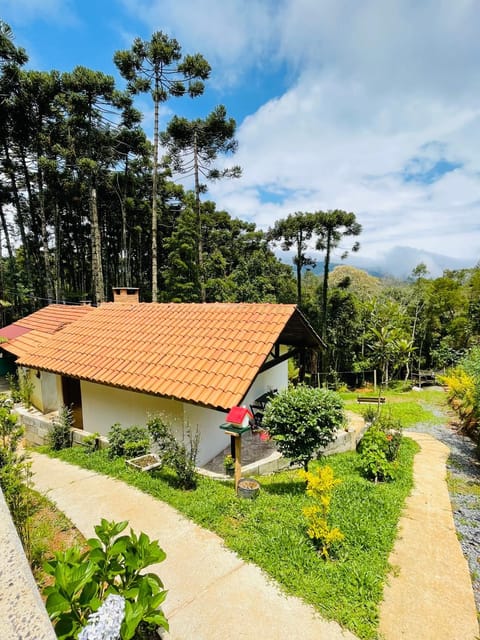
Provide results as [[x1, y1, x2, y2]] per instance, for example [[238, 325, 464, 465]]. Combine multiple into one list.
[[1, 305, 93, 357], [15, 303, 323, 410]]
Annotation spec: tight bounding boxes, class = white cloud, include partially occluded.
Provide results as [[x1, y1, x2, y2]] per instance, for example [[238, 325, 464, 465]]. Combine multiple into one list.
[[123, 0, 480, 267], [2, 0, 78, 25]]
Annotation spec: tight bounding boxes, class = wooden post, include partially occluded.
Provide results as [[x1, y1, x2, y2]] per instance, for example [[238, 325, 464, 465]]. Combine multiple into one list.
[[234, 435, 242, 491]]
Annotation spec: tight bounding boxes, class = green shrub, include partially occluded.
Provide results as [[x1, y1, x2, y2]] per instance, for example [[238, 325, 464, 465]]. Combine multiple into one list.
[[43, 518, 168, 640], [47, 406, 73, 451], [18, 369, 34, 408], [361, 405, 378, 423], [107, 424, 150, 459], [147, 415, 199, 489], [262, 385, 345, 471], [82, 432, 100, 454], [6, 373, 21, 403], [167, 427, 199, 490], [357, 420, 402, 482], [0, 396, 31, 548]]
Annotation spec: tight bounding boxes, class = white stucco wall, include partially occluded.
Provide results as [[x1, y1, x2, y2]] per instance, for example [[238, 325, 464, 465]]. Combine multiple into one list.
[[183, 403, 229, 466], [80, 381, 227, 466], [24, 367, 43, 412], [40, 372, 59, 413], [80, 381, 184, 436], [240, 358, 289, 410]]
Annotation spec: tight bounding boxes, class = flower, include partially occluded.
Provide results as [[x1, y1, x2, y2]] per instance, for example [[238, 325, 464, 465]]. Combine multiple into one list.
[[78, 594, 125, 640]]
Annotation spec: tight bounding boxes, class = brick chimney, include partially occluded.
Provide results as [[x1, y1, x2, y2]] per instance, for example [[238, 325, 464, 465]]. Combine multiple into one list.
[[112, 287, 139, 303]]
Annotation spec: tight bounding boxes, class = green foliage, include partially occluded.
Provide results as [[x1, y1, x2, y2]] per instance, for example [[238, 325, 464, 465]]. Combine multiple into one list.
[[47, 406, 73, 451], [299, 465, 344, 558], [440, 347, 480, 454], [43, 518, 168, 640], [262, 385, 345, 470], [46, 437, 418, 640], [6, 372, 21, 403], [82, 432, 100, 454], [147, 415, 199, 489], [357, 418, 403, 482], [223, 454, 235, 471], [107, 424, 150, 460], [361, 405, 378, 423], [0, 395, 31, 548], [18, 368, 34, 408]]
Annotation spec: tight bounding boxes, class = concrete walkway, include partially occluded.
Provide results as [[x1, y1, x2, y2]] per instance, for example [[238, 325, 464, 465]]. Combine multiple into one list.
[[29, 432, 480, 640], [29, 453, 356, 640], [379, 432, 479, 640]]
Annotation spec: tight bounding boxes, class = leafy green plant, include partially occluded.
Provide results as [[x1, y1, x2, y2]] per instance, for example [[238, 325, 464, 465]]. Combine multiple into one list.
[[48, 406, 73, 451], [223, 454, 235, 471], [107, 424, 150, 459], [0, 395, 31, 549], [18, 368, 34, 408], [299, 465, 344, 558], [43, 518, 168, 640], [357, 425, 401, 482], [6, 372, 21, 403], [440, 348, 480, 457], [262, 384, 345, 470], [147, 415, 200, 489], [82, 432, 100, 454], [361, 405, 378, 423]]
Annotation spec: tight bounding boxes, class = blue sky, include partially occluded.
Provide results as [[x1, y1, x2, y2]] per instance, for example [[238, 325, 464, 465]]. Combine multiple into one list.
[[3, 0, 480, 277]]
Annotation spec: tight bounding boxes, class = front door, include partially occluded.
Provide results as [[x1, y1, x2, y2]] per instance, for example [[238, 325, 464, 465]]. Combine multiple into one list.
[[61, 377, 83, 429]]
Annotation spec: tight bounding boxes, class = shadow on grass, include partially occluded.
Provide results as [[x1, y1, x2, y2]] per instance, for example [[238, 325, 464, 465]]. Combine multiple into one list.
[[260, 478, 305, 496]]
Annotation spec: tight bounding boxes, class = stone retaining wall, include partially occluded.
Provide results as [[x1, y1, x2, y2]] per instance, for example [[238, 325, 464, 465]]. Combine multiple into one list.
[[17, 406, 53, 446], [0, 488, 56, 639]]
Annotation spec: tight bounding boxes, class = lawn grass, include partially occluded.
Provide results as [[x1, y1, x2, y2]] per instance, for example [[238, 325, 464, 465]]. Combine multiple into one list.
[[27, 489, 86, 591], [41, 436, 419, 639], [342, 387, 447, 427]]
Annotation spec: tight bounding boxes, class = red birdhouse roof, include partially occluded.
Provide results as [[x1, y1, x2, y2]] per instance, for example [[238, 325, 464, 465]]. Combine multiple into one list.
[[226, 406, 253, 424]]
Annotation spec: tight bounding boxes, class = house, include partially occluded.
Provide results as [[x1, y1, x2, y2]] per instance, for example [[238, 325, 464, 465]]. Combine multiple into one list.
[[0, 289, 324, 466]]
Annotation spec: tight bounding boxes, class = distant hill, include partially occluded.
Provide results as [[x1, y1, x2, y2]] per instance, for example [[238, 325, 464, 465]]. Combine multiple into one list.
[[298, 246, 475, 281]]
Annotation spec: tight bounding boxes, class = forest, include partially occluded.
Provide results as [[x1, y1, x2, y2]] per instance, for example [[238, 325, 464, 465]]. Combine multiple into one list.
[[1, 22, 479, 386]]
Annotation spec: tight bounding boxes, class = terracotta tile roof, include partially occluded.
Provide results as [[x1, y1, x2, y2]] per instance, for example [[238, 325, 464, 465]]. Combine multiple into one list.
[[16, 302, 322, 410], [0, 305, 93, 358]]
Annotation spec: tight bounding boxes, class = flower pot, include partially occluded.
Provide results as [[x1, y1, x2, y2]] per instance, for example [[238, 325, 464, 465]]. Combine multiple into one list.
[[225, 467, 234, 477], [237, 478, 260, 499]]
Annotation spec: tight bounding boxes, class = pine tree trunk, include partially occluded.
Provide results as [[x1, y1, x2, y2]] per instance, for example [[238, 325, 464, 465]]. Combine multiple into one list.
[[193, 129, 205, 302], [53, 203, 62, 303], [3, 143, 32, 287], [37, 161, 54, 301], [0, 202, 14, 262], [151, 89, 159, 302], [89, 185, 104, 304]]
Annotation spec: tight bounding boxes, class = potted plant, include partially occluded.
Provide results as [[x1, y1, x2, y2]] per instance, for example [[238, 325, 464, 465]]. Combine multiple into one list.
[[223, 454, 235, 476], [237, 477, 260, 499]]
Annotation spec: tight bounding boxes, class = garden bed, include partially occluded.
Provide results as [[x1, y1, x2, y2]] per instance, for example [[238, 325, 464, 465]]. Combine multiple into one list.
[[126, 453, 162, 472]]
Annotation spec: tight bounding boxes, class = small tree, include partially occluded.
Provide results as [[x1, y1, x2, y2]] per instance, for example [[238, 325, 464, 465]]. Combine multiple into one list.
[[262, 385, 345, 471], [47, 405, 73, 451]]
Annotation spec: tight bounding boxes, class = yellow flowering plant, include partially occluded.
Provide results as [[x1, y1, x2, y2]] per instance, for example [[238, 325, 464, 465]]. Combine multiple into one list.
[[299, 466, 344, 559]]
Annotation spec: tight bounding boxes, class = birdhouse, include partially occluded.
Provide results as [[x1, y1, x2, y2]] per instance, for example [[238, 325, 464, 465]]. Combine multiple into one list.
[[226, 406, 253, 429]]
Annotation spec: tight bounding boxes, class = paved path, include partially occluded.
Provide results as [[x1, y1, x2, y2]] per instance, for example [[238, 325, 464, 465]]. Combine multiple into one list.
[[379, 432, 479, 640], [29, 453, 356, 640], [29, 432, 480, 640]]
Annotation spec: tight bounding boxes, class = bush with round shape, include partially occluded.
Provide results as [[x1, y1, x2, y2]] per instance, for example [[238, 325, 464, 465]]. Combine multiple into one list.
[[262, 385, 345, 471]]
